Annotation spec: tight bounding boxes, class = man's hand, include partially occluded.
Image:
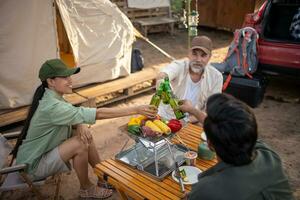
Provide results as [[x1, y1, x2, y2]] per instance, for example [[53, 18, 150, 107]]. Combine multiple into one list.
[[136, 105, 158, 119], [76, 124, 92, 145], [179, 100, 207, 124], [156, 72, 168, 89], [178, 100, 194, 113]]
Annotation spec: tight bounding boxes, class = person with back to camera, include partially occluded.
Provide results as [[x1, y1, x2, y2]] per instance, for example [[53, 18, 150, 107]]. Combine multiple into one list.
[[13, 59, 157, 199], [179, 93, 294, 200]]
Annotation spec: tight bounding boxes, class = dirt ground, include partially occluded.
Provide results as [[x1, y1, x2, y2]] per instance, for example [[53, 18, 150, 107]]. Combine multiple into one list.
[[1, 28, 300, 199]]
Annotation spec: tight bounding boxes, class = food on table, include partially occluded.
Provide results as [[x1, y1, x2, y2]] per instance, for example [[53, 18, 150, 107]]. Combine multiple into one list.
[[179, 169, 188, 182], [145, 120, 163, 134], [126, 115, 183, 138], [167, 119, 182, 133], [141, 126, 160, 137], [127, 125, 141, 135], [153, 119, 171, 135], [127, 115, 147, 126]]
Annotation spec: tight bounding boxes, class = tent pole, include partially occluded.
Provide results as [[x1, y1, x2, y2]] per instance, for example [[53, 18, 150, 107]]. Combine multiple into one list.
[[134, 28, 175, 61]]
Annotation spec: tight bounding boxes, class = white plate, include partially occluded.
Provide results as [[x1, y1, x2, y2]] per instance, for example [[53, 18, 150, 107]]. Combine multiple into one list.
[[201, 131, 207, 141], [171, 166, 202, 185]]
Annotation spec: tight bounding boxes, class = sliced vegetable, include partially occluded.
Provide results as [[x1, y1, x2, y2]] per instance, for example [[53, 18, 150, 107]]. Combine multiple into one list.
[[153, 120, 171, 135]]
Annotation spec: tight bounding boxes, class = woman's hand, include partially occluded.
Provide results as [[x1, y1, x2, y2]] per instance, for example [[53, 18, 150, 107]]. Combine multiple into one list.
[[136, 105, 158, 119], [76, 124, 92, 145]]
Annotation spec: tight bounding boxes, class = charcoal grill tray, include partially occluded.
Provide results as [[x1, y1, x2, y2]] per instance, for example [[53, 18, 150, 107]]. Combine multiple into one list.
[[115, 143, 189, 181]]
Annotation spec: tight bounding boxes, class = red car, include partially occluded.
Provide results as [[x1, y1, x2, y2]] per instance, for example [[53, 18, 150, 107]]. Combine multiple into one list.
[[243, 0, 300, 76]]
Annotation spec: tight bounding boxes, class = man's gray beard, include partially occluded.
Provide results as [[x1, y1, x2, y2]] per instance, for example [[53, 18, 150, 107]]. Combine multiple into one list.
[[190, 65, 204, 74]]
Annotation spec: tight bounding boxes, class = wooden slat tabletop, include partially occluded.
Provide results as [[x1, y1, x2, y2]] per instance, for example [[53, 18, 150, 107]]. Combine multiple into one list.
[[94, 123, 217, 200]]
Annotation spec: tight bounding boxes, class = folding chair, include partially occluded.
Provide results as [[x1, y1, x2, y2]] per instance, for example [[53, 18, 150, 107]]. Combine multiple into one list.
[[0, 132, 63, 200]]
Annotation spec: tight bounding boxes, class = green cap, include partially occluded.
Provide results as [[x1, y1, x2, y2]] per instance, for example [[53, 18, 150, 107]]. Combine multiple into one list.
[[39, 59, 80, 81]]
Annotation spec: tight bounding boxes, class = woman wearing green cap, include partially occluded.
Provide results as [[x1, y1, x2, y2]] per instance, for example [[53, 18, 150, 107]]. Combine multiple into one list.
[[12, 59, 157, 199]]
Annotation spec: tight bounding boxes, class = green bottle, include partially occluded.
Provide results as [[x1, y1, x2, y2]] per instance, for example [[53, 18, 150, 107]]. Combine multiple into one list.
[[169, 94, 185, 119], [162, 77, 171, 104], [150, 88, 162, 108]]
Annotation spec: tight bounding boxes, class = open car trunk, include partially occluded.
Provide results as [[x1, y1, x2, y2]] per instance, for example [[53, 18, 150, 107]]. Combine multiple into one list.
[[263, 0, 300, 43]]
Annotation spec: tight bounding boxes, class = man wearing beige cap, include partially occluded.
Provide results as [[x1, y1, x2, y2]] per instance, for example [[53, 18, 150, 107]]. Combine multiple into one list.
[[156, 36, 223, 123]]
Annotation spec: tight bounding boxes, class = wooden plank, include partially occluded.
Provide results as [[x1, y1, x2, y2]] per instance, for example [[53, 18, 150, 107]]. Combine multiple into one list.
[[73, 68, 157, 101], [0, 107, 29, 127], [112, 1, 126, 8], [95, 167, 145, 200], [216, 0, 255, 31], [113, 1, 175, 35], [104, 160, 181, 199], [134, 17, 177, 26], [197, 0, 218, 28], [107, 160, 186, 198], [197, 0, 256, 31], [96, 163, 173, 200], [96, 85, 155, 107], [126, 7, 169, 19]]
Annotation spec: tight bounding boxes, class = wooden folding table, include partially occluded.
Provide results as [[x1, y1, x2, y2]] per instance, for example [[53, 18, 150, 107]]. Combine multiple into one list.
[[94, 123, 217, 200]]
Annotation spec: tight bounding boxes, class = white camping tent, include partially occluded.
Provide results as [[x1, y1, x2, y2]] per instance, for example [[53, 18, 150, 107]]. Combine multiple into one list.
[[0, 0, 134, 109]]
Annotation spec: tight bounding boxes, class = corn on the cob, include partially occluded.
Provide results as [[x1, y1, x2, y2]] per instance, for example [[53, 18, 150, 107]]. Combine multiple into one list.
[[153, 120, 171, 135], [145, 120, 163, 133]]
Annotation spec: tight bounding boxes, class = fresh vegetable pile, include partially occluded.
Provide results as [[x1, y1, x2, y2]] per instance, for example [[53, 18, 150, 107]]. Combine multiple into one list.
[[127, 115, 182, 138]]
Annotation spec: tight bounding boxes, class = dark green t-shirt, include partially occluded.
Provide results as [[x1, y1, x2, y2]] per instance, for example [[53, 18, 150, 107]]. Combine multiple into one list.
[[189, 141, 294, 200]]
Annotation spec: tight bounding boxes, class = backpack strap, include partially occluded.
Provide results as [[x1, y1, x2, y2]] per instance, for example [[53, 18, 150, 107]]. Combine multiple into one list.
[[222, 30, 242, 91], [223, 30, 241, 61], [242, 31, 253, 78], [222, 74, 232, 91]]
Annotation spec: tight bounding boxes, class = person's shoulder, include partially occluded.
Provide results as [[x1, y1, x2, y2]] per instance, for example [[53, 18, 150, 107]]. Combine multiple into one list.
[[40, 95, 72, 113], [161, 59, 188, 75], [205, 63, 223, 81], [189, 177, 221, 200], [166, 59, 187, 68], [206, 63, 222, 75], [255, 140, 281, 161]]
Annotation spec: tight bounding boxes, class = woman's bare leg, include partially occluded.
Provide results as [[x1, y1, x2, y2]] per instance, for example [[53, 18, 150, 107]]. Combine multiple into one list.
[[58, 136, 92, 189], [87, 140, 101, 168], [58, 135, 112, 198], [72, 127, 101, 168]]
